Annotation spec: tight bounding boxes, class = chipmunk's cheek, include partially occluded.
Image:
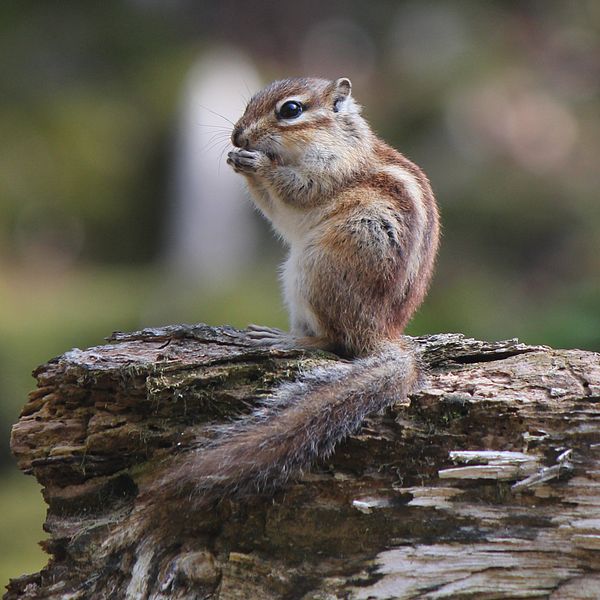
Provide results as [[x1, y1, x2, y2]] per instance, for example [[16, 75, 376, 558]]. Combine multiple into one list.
[[273, 134, 305, 159]]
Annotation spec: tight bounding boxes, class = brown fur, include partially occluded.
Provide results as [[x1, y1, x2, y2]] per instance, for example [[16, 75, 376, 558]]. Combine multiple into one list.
[[128, 79, 440, 536], [239, 78, 335, 123]]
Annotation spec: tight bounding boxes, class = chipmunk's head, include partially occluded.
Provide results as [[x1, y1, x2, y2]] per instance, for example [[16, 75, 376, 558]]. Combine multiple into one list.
[[231, 77, 370, 164]]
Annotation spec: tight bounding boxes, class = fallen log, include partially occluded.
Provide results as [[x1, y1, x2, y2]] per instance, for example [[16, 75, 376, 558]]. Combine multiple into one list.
[[6, 324, 600, 599]]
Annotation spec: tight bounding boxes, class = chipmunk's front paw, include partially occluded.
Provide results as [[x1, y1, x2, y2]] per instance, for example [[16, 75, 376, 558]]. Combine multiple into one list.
[[227, 149, 269, 174]]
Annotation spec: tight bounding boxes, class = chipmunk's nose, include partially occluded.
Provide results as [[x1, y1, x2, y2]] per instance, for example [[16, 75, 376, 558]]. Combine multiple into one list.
[[232, 127, 247, 148]]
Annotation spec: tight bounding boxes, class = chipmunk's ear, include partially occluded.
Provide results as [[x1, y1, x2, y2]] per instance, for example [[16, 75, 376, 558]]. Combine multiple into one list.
[[332, 77, 352, 112]]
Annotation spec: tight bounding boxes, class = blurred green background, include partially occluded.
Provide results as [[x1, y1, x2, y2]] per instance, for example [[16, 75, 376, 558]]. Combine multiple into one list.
[[1, 0, 599, 589]]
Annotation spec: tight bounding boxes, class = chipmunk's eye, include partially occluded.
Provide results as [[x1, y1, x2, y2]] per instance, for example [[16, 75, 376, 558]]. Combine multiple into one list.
[[278, 100, 303, 120]]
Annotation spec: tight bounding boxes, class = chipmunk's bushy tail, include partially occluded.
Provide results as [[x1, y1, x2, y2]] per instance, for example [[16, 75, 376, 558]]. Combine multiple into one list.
[[144, 343, 420, 513]]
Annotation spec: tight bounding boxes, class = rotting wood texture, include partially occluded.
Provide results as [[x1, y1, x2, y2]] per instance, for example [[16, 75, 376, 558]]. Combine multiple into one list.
[[5, 324, 600, 599]]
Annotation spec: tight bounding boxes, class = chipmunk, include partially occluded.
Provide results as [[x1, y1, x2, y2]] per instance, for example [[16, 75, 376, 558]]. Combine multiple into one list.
[[152, 77, 439, 510]]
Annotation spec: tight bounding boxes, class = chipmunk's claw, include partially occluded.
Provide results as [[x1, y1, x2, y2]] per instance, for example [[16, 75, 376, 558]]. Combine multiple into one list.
[[246, 324, 295, 348]]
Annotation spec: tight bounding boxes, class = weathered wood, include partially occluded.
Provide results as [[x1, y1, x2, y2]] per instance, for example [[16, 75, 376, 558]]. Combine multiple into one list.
[[5, 324, 600, 599]]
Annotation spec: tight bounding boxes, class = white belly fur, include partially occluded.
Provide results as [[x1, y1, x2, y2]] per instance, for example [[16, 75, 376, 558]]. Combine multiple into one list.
[[281, 245, 322, 338]]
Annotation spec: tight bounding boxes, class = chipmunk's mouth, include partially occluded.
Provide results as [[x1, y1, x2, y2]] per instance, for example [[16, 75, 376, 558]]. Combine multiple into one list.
[[243, 139, 279, 161], [230, 128, 282, 163]]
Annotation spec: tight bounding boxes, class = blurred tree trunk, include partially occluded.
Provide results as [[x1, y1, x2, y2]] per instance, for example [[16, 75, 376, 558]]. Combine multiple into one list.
[[5, 324, 600, 599]]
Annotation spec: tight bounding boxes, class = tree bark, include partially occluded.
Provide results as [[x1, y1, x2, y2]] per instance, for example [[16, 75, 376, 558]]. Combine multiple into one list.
[[5, 324, 600, 599]]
